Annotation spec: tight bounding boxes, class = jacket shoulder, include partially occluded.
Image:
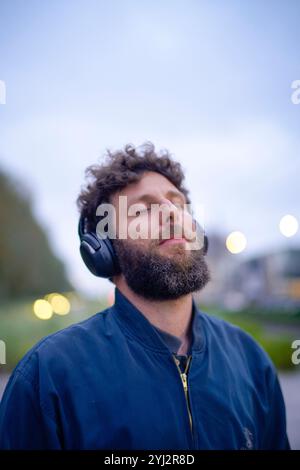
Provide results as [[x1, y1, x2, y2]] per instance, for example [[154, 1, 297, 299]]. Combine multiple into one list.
[[12, 307, 113, 384], [198, 309, 276, 374]]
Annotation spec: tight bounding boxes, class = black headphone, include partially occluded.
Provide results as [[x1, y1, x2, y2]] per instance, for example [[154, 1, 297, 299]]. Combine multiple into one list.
[[78, 215, 208, 278], [78, 216, 121, 278]]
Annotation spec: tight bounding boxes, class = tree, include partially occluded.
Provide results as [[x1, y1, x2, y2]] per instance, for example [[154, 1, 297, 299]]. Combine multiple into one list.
[[0, 169, 73, 299]]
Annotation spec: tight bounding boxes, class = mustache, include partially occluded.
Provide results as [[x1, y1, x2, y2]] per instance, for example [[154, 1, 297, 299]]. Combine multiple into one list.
[[157, 222, 197, 245]]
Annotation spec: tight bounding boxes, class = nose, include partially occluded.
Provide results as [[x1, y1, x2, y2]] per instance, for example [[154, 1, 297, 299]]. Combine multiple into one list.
[[159, 198, 180, 225]]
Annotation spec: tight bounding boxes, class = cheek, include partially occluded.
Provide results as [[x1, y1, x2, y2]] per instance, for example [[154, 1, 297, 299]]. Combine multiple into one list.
[[136, 238, 154, 251], [119, 235, 152, 251], [126, 215, 160, 241]]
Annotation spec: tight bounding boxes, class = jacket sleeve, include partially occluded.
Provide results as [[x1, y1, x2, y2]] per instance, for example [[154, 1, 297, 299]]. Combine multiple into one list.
[[0, 370, 62, 449], [261, 369, 290, 450]]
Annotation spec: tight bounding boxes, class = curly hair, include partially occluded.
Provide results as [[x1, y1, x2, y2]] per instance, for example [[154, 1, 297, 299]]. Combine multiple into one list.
[[76, 142, 190, 231]]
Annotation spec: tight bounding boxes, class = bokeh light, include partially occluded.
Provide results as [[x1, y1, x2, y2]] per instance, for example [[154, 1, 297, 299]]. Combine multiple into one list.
[[47, 293, 70, 315], [33, 299, 53, 320], [279, 215, 299, 238], [226, 231, 247, 254]]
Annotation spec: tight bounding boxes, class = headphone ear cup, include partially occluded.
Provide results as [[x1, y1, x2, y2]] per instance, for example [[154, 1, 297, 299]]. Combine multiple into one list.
[[79, 233, 120, 278], [203, 234, 208, 255]]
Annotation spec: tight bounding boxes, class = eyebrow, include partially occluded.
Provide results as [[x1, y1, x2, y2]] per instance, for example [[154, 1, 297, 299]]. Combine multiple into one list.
[[129, 190, 186, 206]]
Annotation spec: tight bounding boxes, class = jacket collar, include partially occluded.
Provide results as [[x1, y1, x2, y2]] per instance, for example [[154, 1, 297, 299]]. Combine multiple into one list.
[[112, 287, 206, 354], [152, 324, 185, 355]]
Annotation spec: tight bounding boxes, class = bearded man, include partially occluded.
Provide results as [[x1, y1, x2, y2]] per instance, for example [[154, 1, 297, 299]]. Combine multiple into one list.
[[0, 143, 290, 450]]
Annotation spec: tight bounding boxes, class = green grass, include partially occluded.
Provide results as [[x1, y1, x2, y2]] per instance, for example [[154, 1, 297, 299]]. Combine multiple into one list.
[[0, 296, 108, 372], [203, 308, 299, 371], [0, 298, 299, 372]]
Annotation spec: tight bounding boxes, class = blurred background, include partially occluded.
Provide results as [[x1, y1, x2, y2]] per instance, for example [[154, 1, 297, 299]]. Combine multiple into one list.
[[0, 0, 299, 448]]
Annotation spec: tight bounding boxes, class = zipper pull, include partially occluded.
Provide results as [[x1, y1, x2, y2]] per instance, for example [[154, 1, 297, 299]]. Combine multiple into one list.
[[181, 372, 188, 391]]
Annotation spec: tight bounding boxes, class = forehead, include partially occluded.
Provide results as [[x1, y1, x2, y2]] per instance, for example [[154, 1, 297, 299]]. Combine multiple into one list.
[[114, 171, 185, 203]]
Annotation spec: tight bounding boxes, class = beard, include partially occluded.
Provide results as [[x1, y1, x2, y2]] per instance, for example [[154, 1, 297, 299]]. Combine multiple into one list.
[[112, 237, 210, 301]]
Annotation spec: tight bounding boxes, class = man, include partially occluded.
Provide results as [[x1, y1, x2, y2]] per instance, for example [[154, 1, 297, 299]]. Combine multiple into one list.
[[0, 143, 290, 449]]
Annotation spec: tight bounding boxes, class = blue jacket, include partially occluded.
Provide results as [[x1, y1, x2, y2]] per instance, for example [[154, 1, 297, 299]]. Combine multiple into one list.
[[0, 287, 290, 449]]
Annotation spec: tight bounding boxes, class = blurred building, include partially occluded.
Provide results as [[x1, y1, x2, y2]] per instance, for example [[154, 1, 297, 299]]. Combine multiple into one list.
[[196, 232, 300, 311], [194, 232, 239, 308], [226, 248, 300, 311]]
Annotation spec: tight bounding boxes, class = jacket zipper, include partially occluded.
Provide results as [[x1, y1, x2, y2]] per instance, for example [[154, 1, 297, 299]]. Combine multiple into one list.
[[172, 354, 194, 440]]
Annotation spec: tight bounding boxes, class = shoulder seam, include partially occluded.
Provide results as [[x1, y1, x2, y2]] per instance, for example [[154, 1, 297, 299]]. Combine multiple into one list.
[[17, 310, 109, 373], [13, 369, 60, 426]]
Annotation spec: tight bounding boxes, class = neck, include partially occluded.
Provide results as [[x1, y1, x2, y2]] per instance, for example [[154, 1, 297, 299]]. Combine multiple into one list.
[[114, 276, 193, 352]]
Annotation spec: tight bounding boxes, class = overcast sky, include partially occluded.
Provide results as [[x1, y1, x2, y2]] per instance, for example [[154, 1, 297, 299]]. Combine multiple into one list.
[[0, 0, 299, 297]]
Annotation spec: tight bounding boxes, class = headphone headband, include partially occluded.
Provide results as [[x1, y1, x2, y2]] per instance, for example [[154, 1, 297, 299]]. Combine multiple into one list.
[[78, 215, 86, 238]]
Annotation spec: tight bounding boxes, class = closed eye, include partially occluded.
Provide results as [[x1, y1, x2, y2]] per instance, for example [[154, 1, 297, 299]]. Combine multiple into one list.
[[135, 206, 150, 216]]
